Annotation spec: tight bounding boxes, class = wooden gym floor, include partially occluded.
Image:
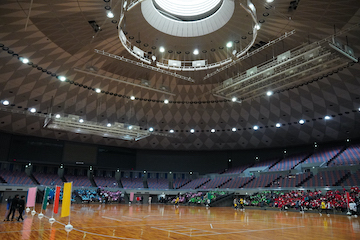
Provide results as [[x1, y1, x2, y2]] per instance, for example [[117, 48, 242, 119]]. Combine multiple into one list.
[[0, 204, 359, 239]]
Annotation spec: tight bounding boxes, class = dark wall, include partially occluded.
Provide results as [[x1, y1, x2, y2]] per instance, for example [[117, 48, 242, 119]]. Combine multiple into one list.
[[8, 135, 63, 163], [0, 132, 11, 162], [136, 150, 228, 174], [1, 131, 354, 175], [97, 146, 136, 169], [63, 142, 97, 165]]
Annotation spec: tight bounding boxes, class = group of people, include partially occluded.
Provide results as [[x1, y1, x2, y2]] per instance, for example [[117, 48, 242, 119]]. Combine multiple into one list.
[[244, 187, 360, 216], [233, 197, 245, 210], [3, 195, 26, 222]]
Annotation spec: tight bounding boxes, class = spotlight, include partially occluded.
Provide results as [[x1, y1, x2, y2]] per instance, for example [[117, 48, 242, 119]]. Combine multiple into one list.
[[211, 129, 216, 133], [253, 125, 259, 130], [231, 97, 237, 102], [232, 50, 237, 55], [149, 127, 154, 132], [130, 96, 135, 100], [346, 139, 350, 142], [159, 46, 165, 53], [255, 24, 261, 30], [95, 88, 101, 93], [358, 107, 360, 112], [128, 125, 133, 130], [58, 76, 66, 81], [79, 119, 84, 123], [276, 123, 281, 128], [151, 55, 156, 61], [232, 127, 236, 132], [226, 42, 233, 48], [299, 119, 305, 124], [324, 116, 331, 120], [29, 108, 36, 113], [2, 100, 9, 106], [20, 57, 29, 64], [107, 12, 114, 18], [55, 114, 61, 119], [190, 129, 195, 133], [266, 91, 273, 96], [107, 123, 111, 127], [266, 0, 274, 2], [169, 129, 174, 133], [164, 99, 169, 104], [193, 49, 199, 55]]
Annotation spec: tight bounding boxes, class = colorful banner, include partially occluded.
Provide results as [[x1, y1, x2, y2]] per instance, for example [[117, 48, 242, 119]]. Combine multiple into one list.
[[346, 191, 350, 208], [130, 192, 134, 202], [26, 187, 37, 208], [53, 186, 61, 214], [42, 187, 50, 210], [61, 182, 72, 218]]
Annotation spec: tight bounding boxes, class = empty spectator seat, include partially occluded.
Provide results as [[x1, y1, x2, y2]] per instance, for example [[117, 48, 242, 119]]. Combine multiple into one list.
[[330, 144, 360, 166]]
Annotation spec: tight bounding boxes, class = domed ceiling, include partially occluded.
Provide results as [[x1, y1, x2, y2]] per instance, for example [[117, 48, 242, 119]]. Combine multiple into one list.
[[0, 0, 359, 151]]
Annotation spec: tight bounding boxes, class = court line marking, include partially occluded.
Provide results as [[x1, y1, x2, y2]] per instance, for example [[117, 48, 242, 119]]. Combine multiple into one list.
[[151, 225, 306, 237], [41, 215, 141, 240]]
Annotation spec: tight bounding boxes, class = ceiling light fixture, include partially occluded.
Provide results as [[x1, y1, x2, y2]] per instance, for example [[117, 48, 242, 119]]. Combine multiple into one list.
[[149, 127, 154, 132], [79, 119, 84, 123], [95, 88, 101, 93], [226, 42, 233, 48], [107, 12, 114, 18], [190, 129, 195, 133], [128, 125, 133, 130], [276, 123, 281, 128], [2, 100, 9, 106], [232, 127, 237, 132], [169, 129, 174, 133], [29, 108, 36, 113], [266, 91, 273, 96], [231, 97, 237, 102], [20, 57, 29, 64], [130, 96, 135, 100], [299, 119, 305, 125], [55, 114, 61, 119], [164, 99, 169, 104], [58, 76, 66, 81], [107, 123, 112, 127], [324, 116, 331, 120], [159, 46, 165, 53], [193, 49, 199, 55], [266, 0, 274, 3], [211, 129, 216, 133], [253, 125, 259, 130]]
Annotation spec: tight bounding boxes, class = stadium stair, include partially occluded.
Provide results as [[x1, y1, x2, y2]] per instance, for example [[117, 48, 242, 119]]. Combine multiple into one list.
[[295, 173, 313, 187], [195, 179, 211, 189], [0, 176, 7, 183], [291, 153, 313, 169], [334, 171, 351, 186], [175, 180, 192, 189], [265, 176, 282, 187], [217, 178, 233, 188], [209, 192, 235, 207], [326, 146, 347, 166], [240, 177, 255, 188], [267, 158, 284, 171]]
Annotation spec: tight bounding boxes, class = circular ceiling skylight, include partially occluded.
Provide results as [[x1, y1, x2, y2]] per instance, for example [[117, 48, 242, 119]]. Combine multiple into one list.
[[153, 0, 223, 21], [141, 0, 234, 37]]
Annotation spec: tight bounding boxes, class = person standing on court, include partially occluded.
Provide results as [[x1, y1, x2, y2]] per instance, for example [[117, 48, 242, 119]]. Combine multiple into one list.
[[17, 196, 26, 221], [4, 194, 19, 221]]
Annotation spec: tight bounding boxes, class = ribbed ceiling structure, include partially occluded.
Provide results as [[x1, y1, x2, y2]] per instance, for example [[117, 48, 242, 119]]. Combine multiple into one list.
[[0, 0, 359, 151]]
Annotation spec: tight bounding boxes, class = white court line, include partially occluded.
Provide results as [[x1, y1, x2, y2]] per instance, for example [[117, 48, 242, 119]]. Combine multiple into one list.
[[151, 225, 305, 237], [41, 215, 141, 240], [102, 216, 123, 222]]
